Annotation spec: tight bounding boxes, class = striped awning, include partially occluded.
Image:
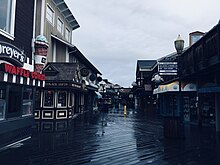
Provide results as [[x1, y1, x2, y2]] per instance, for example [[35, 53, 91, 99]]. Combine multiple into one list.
[[0, 72, 45, 87]]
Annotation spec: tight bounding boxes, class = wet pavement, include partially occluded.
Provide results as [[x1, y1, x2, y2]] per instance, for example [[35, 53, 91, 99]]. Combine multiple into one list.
[[0, 108, 220, 165]]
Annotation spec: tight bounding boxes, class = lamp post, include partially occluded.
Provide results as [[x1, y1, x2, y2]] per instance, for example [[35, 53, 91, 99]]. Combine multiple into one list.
[[174, 34, 184, 138]]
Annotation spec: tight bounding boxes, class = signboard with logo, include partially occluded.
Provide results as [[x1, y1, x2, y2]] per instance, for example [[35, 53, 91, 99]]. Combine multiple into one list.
[[0, 41, 26, 67], [0, 63, 46, 81], [158, 62, 178, 75]]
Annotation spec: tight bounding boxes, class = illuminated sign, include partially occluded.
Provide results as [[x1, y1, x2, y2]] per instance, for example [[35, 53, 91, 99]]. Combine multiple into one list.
[[0, 41, 26, 67], [0, 63, 45, 81]]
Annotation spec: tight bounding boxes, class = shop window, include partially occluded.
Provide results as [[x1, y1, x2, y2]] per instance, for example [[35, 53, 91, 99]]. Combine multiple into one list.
[[44, 90, 54, 107], [35, 89, 42, 108], [57, 90, 67, 107], [0, 0, 16, 39], [46, 4, 54, 26], [7, 85, 22, 118], [0, 88, 6, 120], [22, 88, 33, 116], [81, 94, 84, 105], [68, 93, 75, 107]]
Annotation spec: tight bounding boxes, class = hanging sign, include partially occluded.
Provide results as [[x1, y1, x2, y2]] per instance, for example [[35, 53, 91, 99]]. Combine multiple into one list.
[[158, 62, 178, 75]]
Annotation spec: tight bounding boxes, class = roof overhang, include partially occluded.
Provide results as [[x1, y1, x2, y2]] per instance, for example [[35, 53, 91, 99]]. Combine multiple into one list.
[[52, 0, 80, 30], [51, 34, 75, 48]]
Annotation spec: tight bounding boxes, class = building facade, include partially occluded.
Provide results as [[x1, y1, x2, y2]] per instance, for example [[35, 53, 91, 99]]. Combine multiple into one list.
[[0, 0, 45, 149], [34, 0, 101, 120], [133, 60, 158, 110]]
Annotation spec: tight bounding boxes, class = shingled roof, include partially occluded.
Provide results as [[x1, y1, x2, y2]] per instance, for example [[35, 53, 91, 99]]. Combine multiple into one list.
[[43, 62, 80, 82]]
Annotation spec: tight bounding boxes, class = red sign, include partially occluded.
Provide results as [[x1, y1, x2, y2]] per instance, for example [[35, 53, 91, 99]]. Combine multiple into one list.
[[1, 63, 45, 81]]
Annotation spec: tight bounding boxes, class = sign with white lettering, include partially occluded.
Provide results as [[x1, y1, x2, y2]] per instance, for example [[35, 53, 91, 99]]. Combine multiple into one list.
[[0, 63, 45, 81], [45, 82, 82, 88], [158, 62, 178, 75], [0, 41, 26, 67]]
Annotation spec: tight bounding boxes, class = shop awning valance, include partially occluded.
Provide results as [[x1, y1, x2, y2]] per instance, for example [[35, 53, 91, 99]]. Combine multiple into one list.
[[0, 72, 45, 87], [198, 86, 220, 93], [153, 81, 197, 94]]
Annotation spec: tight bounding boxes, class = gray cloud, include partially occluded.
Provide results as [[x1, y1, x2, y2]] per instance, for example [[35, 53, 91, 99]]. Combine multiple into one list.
[[66, 0, 220, 87]]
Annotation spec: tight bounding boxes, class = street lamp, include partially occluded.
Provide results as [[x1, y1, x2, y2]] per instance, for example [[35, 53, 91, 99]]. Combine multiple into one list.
[[174, 34, 184, 138]]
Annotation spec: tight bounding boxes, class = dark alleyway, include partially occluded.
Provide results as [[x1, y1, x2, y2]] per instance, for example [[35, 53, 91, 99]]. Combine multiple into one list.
[[0, 108, 220, 165]]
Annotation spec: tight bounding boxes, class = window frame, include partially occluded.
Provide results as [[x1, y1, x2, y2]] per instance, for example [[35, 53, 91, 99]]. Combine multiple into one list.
[[57, 17, 64, 35], [43, 90, 55, 108], [65, 27, 71, 42], [0, 0, 16, 40], [68, 92, 75, 107], [46, 4, 55, 26], [57, 90, 67, 108]]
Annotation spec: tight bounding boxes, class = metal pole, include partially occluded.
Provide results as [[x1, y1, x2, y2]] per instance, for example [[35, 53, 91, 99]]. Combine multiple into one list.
[[178, 53, 184, 138]]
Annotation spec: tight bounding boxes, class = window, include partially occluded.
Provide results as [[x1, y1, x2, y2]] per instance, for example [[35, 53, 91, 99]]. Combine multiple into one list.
[[0, 88, 6, 120], [46, 5, 54, 25], [44, 90, 54, 107], [68, 93, 75, 107], [0, 0, 16, 39], [35, 89, 42, 108], [22, 88, 33, 116], [57, 18, 63, 34], [8, 85, 22, 118], [81, 94, 84, 105], [57, 90, 67, 107], [65, 28, 71, 42]]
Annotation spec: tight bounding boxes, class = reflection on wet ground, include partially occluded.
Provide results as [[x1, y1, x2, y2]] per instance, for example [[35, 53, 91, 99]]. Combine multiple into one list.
[[0, 108, 220, 165]]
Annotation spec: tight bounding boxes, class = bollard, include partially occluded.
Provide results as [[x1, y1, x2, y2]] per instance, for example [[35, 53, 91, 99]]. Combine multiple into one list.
[[124, 105, 127, 116]]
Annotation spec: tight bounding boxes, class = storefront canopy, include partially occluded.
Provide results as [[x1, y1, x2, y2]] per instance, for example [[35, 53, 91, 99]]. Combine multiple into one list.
[[198, 86, 220, 93], [153, 81, 197, 94]]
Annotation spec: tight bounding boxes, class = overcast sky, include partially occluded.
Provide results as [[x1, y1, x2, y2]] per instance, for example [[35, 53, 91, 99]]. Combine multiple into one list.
[[65, 0, 220, 87]]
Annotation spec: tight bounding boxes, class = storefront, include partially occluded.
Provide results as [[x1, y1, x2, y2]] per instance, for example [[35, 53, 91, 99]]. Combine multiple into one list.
[[34, 62, 86, 120], [153, 81, 197, 122], [0, 41, 45, 149]]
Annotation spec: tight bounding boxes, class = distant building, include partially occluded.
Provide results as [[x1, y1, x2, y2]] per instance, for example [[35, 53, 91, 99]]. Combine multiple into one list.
[[133, 60, 158, 110]]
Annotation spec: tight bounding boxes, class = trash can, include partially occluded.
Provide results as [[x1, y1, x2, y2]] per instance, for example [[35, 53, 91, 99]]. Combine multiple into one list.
[[163, 116, 182, 138]]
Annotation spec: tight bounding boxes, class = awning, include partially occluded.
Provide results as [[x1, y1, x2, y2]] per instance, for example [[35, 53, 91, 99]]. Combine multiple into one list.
[[95, 91, 102, 99], [198, 86, 220, 93], [0, 72, 45, 87], [153, 81, 197, 94], [0, 63, 45, 88]]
